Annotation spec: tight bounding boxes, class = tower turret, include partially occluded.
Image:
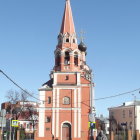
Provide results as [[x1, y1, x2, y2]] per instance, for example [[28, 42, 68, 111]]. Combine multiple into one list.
[[54, 0, 79, 72], [54, 0, 91, 79]]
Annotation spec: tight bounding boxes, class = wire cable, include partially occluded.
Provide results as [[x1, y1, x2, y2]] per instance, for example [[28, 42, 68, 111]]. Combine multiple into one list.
[[0, 69, 41, 101], [94, 88, 140, 101], [1, 69, 140, 104]]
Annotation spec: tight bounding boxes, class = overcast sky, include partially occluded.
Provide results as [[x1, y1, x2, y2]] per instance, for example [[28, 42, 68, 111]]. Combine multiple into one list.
[[0, 0, 140, 116]]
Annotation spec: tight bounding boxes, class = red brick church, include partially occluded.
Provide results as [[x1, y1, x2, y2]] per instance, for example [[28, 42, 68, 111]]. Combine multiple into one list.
[[36, 0, 94, 140]]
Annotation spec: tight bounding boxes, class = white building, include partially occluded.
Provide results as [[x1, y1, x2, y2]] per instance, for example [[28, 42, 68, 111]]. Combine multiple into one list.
[[108, 101, 140, 132]]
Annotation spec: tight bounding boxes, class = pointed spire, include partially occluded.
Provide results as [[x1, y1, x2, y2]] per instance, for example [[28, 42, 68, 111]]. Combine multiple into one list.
[[60, 0, 75, 34]]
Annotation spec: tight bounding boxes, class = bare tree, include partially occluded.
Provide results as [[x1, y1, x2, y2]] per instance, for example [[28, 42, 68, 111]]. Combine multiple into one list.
[[6, 90, 20, 104], [4, 89, 38, 139], [5, 89, 30, 118], [20, 90, 29, 102], [5, 89, 37, 117]]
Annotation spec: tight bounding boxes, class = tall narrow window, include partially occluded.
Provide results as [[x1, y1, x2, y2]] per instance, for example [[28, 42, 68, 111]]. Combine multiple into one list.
[[64, 51, 70, 65], [55, 52, 61, 66], [66, 38, 69, 42], [65, 75, 69, 80], [27, 124, 29, 129], [48, 97, 51, 104], [129, 110, 132, 117], [74, 52, 78, 66], [123, 110, 125, 118], [110, 112, 114, 118], [46, 116, 51, 123], [129, 122, 132, 129]]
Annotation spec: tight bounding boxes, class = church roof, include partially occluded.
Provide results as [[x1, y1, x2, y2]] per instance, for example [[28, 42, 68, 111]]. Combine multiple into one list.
[[42, 79, 53, 89], [60, 0, 75, 34]]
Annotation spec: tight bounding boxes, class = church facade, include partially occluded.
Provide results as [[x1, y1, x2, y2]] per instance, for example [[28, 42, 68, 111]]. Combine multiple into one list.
[[36, 0, 94, 140]]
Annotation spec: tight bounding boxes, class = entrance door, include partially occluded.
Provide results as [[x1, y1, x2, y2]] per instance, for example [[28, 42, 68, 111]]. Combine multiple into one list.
[[62, 123, 71, 140]]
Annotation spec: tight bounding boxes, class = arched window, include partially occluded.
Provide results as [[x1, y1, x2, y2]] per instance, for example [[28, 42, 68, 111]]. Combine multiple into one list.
[[63, 97, 70, 105], [73, 39, 75, 43], [66, 38, 69, 42], [74, 52, 78, 66], [64, 51, 70, 65], [55, 52, 61, 66]]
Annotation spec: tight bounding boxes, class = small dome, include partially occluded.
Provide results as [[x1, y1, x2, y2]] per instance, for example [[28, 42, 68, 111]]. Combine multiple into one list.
[[78, 41, 87, 52]]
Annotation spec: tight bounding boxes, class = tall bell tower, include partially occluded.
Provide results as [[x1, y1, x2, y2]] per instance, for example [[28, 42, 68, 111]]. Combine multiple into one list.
[[55, 0, 79, 72], [36, 0, 94, 140]]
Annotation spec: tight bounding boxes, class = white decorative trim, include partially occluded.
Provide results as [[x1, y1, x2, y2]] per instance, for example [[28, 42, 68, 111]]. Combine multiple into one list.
[[53, 89, 55, 107], [57, 89, 60, 108], [53, 72, 80, 74], [78, 110, 81, 138], [72, 49, 81, 54], [38, 91, 45, 137], [81, 84, 91, 86], [39, 107, 81, 110], [62, 48, 72, 53], [77, 73, 81, 85], [53, 87, 80, 89], [53, 73, 58, 85], [56, 89, 60, 137], [52, 89, 56, 136], [78, 88, 81, 108], [74, 110, 77, 138], [77, 88, 81, 138], [52, 110, 55, 136], [74, 89, 77, 137], [74, 89, 77, 108], [56, 109, 59, 137]]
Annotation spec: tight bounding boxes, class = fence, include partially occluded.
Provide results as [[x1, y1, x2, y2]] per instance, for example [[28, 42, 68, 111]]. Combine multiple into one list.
[[109, 130, 140, 140]]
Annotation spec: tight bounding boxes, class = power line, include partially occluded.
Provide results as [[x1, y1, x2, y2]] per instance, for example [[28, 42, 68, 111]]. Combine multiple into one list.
[[0, 70, 41, 101], [1, 69, 140, 104], [94, 88, 140, 101]]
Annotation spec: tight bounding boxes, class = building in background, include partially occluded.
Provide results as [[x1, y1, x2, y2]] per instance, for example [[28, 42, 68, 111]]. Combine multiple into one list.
[[108, 101, 140, 133], [96, 115, 109, 135], [36, 0, 95, 140], [1, 101, 38, 139]]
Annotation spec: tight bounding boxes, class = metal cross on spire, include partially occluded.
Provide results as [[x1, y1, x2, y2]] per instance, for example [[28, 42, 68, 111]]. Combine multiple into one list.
[[79, 30, 85, 42]]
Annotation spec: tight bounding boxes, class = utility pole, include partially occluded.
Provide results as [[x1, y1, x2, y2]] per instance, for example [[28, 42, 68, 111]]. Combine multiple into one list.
[[0, 114, 3, 140], [89, 70, 96, 140], [132, 94, 136, 140], [1, 109, 6, 140], [9, 103, 14, 140], [9, 110, 12, 140], [134, 95, 136, 140]]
